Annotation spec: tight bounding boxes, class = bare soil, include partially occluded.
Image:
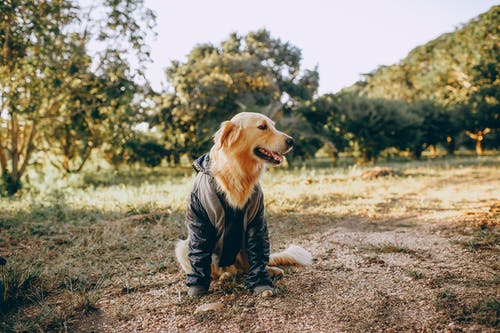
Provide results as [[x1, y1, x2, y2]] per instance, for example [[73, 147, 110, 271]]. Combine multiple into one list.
[[73, 165, 499, 333]]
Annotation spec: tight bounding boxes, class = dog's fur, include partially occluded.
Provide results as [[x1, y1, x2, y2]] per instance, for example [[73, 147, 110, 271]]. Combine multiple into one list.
[[176, 112, 312, 282]]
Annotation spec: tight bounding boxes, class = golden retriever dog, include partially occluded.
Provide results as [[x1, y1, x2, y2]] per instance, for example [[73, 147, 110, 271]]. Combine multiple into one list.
[[176, 112, 312, 297]]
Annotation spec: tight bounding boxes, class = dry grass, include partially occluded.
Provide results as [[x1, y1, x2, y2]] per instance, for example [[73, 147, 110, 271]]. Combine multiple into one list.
[[1, 155, 499, 332]]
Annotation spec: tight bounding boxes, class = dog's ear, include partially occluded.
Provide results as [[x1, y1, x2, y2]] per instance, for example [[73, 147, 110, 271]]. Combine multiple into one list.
[[214, 121, 241, 149]]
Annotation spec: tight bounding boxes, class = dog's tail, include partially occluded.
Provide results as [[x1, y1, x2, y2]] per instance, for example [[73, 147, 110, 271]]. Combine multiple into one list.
[[175, 239, 193, 274], [269, 245, 313, 267]]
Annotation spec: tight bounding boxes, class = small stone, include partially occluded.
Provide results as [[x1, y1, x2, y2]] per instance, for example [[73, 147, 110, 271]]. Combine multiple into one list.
[[194, 302, 223, 314]]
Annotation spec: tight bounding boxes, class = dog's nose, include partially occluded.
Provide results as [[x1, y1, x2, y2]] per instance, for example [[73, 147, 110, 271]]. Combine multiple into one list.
[[286, 137, 295, 148]]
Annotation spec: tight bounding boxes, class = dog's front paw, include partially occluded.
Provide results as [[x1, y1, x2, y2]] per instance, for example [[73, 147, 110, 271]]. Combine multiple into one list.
[[188, 285, 209, 297], [253, 285, 275, 297], [219, 272, 234, 282], [267, 266, 284, 278], [260, 289, 274, 297]]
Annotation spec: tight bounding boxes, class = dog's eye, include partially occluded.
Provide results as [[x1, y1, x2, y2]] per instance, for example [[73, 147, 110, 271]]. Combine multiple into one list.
[[257, 124, 268, 130]]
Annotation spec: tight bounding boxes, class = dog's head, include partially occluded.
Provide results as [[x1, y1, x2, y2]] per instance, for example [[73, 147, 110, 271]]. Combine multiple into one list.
[[213, 112, 294, 166]]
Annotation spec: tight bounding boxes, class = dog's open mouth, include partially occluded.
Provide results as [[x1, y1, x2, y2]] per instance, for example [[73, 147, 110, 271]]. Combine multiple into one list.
[[254, 147, 283, 165]]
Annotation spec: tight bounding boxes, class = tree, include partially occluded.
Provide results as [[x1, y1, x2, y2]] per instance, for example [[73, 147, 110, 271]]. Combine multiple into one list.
[[124, 135, 169, 168], [350, 6, 499, 155], [0, 0, 76, 194], [406, 100, 459, 158], [357, 6, 498, 108], [0, 0, 155, 194], [291, 94, 348, 164], [47, 51, 148, 172], [336, 93, 423, 163], [158, 48, 279, 158], [242, 30, 319, 110], [463, 48, 500, 154], [155, 29, 319, 161]]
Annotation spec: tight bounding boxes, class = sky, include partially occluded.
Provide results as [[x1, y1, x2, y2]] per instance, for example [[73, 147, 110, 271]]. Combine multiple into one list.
[[143, 0, 498, 94]]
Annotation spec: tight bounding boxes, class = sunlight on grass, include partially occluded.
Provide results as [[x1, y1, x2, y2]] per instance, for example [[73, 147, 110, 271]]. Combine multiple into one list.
[[0, 155, 499, 330]]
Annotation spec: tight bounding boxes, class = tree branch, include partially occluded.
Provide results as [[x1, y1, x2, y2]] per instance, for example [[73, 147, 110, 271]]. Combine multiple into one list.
[[18, 124, 37, 178], [10, 113, 19, 180], [70, 146, 93, 173], [465, 130, 478, 140]]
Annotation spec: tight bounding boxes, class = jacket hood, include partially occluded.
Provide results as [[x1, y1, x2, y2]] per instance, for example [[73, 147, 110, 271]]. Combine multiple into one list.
[[192, 153, 210, 173]]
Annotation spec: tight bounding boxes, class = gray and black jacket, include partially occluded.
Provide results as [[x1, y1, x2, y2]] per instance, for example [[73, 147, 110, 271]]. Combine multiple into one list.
[[186, 154, 273, 291]]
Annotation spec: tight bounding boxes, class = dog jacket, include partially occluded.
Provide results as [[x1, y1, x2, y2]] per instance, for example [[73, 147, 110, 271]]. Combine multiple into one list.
[[185, 153, 273, 290]]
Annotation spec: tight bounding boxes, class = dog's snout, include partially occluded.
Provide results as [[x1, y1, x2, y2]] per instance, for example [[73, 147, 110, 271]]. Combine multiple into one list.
[[285, 137, 295, 148]]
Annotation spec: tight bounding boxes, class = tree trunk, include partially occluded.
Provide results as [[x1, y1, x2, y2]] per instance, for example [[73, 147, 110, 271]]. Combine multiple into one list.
[[429, 144, 437, 157], [360, 149, 375, 164], [445, 136, 455, 155], [330, 151, 339, 166], [10, 113, 19, 184], [62, 146, 93, 173], [412, 147, 423, 160], [475, 139, 484, 155], [0, 139, 8, 175], [466, 129, 490, 156], [2, 173, 21, 196], [0, 116, 37, 195], [316, 139, 338, 166], [173, 153, 181, 166]]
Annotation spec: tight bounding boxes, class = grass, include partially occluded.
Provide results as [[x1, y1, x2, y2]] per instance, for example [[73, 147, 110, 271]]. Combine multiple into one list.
[[365, 242, 417, 255], [434, 290, 499, 327], [0, 180, 188, 331], [461, 229, 500, 252], [0, 154, 499, 331], [0, 259, 42, 311], [403, 269, 424, 280]]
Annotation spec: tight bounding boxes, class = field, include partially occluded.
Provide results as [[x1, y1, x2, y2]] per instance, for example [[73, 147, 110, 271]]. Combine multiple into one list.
[[1, 155, 499, 332]]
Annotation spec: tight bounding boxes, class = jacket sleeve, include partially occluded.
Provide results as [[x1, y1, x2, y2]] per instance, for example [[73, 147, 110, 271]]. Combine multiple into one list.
[[245, 194, 273, 290], [186, 191, 217, 287]]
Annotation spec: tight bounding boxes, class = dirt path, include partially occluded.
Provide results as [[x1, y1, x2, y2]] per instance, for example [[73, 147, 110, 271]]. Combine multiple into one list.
[[79, 221, 498, 332], [75, 168, 499, 332]]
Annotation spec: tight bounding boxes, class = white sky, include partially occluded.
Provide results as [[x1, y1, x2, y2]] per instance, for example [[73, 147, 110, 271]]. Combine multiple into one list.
[[143, 0, 497, 94]]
